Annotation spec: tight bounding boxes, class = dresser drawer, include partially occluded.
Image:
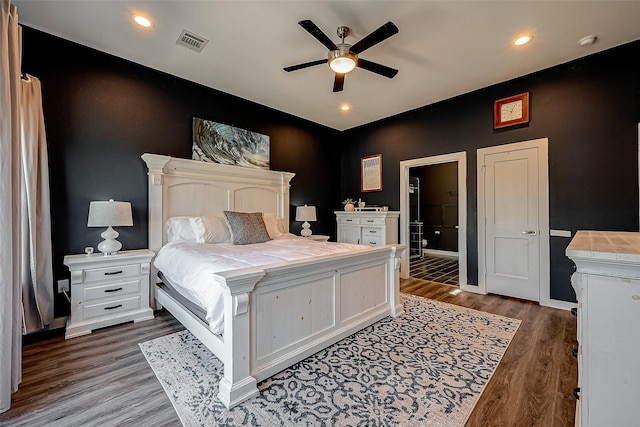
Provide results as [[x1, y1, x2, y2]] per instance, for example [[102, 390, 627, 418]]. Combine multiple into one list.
[[361, 217, 385, 225], [362, 236, 383, 246], [84, 264, 141, 283], [83, 295, 141, 320], [362, 227, 383, 238], [84, 279, 142, 302], [339, 216, 360, 225]]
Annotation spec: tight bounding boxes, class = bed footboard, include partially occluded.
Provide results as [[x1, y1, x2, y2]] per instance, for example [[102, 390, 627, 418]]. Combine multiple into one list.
[[213, 244, 404, 408]]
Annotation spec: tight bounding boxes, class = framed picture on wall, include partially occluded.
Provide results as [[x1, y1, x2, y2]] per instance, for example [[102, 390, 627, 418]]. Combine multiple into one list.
[[361, 154, 382, 192]]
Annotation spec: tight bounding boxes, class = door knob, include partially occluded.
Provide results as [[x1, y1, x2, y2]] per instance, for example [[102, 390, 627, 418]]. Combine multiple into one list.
[[522, 230, 537, 235]]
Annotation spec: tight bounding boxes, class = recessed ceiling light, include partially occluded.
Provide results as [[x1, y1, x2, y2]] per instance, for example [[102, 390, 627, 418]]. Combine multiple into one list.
[[133, 14, 153, 28], [514, 35, 532, 46], [340, 104, 351, 112]]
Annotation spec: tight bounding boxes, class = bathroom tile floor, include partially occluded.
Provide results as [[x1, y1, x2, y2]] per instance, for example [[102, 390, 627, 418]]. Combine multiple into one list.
[[410, 254, 459, 286]]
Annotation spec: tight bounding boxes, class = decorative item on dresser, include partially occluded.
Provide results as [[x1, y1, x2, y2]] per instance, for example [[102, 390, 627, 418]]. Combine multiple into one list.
[[87, 199, 133, 255], [295, 204, 316, 237], [566, 230, 640, 427], [342, 198, 355, 212], [335, 210, 399, 246], [63, 249, 155, 339]]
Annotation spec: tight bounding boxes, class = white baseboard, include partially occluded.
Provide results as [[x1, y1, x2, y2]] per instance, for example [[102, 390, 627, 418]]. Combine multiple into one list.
[[541, 298, 576, 311], [423, 249, 459, 258]]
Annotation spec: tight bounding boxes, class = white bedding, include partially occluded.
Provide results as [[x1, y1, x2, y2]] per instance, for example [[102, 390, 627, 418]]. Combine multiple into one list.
[[153, 235, 371, 334]]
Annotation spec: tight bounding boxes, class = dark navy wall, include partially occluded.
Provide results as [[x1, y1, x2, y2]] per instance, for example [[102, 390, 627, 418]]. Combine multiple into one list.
[[22, 24, 640, 314], [21, 27, 342, 317], [341, 41, 640, 302]]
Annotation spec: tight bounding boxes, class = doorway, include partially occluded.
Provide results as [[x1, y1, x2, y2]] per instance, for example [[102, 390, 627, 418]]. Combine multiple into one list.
[[409, 163, 459, 285], [477, 138, 550, 303], [400, 152, 469, 291]]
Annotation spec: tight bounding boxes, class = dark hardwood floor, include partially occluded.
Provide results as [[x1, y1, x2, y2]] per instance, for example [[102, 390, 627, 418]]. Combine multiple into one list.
[[1, 278, 577, 426]]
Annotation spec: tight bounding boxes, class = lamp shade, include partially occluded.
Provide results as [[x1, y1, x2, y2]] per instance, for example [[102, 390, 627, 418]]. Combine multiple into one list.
[[87, 199, 133, 227], [296, 205, 317, 222], [87, 199, 133, 255]]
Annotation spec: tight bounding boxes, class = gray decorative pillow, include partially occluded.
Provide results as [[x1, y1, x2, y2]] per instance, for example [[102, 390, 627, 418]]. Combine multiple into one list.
[[223, 211, 272, 245]]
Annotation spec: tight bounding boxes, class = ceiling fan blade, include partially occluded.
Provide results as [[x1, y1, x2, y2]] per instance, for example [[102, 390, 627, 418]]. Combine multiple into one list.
[[357, 58, 398, 78], [350, 21, 399, 54], [298, 20, 337, 51], [333, 73, 345, 92], [284, 59, 327, 72]]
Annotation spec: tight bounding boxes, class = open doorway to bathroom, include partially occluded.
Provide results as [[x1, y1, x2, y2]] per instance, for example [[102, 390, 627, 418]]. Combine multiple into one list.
[[399, 152, 468, 290], [409, 163, 459, 285]]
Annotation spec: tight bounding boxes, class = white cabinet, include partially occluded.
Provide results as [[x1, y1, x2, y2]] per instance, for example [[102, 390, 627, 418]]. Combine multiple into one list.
[[335, 211, 399, 246], [64, 249, 155, 338], [566, 231, 640, 427]]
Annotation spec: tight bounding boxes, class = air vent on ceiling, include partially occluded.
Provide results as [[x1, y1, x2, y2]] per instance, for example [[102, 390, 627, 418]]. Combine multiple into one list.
[[176, 29, 209, 53]]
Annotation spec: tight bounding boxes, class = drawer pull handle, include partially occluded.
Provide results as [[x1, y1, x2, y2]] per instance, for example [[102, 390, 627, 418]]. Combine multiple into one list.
[[104, 287, 123, 293], [346, 219, 353, 222], [104, 304, 123, 310], [369, 230, 378, 234], [367, 220, 374, 222], [632, 295, 640, 300], [104, 270, 123, 276], [573, 387, 580, 400]]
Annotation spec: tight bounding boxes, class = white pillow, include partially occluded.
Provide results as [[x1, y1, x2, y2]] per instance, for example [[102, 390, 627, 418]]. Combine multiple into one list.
[[190, 215, 231, 244], [262, 213, 286, 239], [165, 217, 197, 242]]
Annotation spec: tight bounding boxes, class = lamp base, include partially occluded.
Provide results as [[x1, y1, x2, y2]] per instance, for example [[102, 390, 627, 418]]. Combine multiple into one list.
[[97, 226, 122, 255], [300, 221, 312, 237]]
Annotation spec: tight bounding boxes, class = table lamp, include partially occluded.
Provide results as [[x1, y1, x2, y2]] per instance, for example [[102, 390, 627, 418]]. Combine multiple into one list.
[[87, 199, 133, 255], [296, 205, 317, 237]]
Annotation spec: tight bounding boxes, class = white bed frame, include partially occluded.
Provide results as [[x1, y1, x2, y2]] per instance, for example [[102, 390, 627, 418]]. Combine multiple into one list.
[[142, 153, 405, 409]]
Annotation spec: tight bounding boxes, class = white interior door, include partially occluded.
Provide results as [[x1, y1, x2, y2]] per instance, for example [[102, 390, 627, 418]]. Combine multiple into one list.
[[481, 143, 541, 301]]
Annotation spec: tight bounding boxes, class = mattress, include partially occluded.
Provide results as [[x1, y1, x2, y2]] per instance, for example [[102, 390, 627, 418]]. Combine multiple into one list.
[[153, 235, 371, 334]]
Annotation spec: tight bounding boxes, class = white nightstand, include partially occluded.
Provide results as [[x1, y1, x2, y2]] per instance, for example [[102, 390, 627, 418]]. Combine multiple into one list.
[[63, 249, 155, 339], [307, 235, 330, 242]]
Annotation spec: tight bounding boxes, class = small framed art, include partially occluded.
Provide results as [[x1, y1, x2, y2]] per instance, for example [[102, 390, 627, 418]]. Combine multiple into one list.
[[361, 154, 382, 192], [494, 92, 529, 129]]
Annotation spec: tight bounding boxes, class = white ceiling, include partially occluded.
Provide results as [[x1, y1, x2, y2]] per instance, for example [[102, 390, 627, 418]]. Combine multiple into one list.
[[13, 1, 640, 131]]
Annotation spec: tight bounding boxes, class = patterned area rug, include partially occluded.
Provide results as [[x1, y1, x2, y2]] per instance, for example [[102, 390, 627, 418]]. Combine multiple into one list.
[[139, 293, 520, 426]]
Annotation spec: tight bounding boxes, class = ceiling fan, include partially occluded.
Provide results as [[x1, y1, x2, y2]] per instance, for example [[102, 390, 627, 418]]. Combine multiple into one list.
[[284, 20, 399, 93]]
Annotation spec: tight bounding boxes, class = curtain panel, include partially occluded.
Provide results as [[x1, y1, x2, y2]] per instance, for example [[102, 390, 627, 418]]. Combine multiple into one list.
[[0, 0, 24, 413]]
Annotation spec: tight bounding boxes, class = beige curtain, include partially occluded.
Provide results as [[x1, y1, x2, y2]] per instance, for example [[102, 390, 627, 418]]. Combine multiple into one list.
[[20, 74, 54, 334], [0, 0, 23, 413]]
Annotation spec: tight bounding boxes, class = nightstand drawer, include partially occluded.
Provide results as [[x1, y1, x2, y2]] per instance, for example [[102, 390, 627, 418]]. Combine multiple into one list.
[[84, 264, 141, 283], [84, 279, 142, 302], [362, 236, 383, 246], [83, 295, 140, 320], [339, 216, 360, 225]]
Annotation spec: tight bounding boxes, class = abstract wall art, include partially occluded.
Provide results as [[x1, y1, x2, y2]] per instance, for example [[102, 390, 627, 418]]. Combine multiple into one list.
[[192, 118, 269, 170]]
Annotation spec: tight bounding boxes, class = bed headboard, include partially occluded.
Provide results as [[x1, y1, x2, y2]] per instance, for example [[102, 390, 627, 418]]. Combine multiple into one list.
[[142, 153, 295, 257]]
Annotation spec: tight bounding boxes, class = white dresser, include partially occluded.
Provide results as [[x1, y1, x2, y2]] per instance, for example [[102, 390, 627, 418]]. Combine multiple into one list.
[[566, 231, 640, 427], [64, 249, 155, 338], [335, 211, 399, 246]]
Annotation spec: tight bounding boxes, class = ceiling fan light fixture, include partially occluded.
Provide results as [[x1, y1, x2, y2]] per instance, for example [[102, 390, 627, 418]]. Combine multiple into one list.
[[328, 48, 357, 74]]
